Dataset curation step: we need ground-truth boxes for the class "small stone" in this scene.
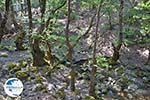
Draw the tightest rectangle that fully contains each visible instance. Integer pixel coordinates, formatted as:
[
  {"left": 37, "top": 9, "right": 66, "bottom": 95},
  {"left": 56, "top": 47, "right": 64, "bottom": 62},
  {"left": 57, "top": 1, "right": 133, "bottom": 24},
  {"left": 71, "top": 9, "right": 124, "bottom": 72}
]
[
  {"left": 143, "top": 77, "right": 147, "bottom": 80},
  {"left": 128, "top": 84, "right": 138, "bottom": 91},
  {"left": 48, "top": 83, "right": 55, "bottom": 91},
  {"left": 0, "top": 52, "right": 8, "bottom": 57},
  {"left": 113, "top": 84, "right": 122, "bottom": 92},
  {"left": 108, "top": 90, "right": 114, "bottom": 97},
  {"left": 127, "top": 93, "right": 133, "bottom": 99}
]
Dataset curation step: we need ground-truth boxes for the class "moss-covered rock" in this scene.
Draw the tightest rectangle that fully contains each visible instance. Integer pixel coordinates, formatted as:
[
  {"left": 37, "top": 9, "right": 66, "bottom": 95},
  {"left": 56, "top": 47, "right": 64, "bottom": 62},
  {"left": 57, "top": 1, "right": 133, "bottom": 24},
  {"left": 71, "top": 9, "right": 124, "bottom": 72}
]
[
  {"left": 84, "top": 96, "right": 96, "bottom": 100},
  {"left": 120, "top": 76, "right": 130, "bottom": 85},
  {"left": 15, "top": 71, "right": 28, "bottom": 79},
  {"left": 9, "top": 66, "right": 22, "bottom": 74},
  {"left": 43, "top": 66, "right": 52, "bottom": 76},
  {"left": 19, "top": 60, "right": 28, "bottom": 68},
  {"left": 115, "top": 66, "right": 125, "bottom": 75},
  {"left": 27, "top": 76, "right": 31, "bottom": 81},
  {"left": 35, "top": 74, "right": 44, "bottom": 83},
  {"left": 7, "top": 62, "right": 18, "bottom": 70},
  {"left": 33, "top": 83, "right": 47, "bottom": 92},
  {"left": 29, "top": 66, "right": 38, "bottom": 73},
  {"left": 0, "top": 45, "right": 4, "bottom": 50}
]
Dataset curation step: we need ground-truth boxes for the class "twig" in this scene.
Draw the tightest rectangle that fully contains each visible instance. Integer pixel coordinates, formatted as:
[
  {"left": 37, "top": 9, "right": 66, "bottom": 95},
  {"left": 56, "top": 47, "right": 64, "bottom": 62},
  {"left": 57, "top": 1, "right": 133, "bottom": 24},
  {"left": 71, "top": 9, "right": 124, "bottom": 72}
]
[{"left": 72, "top": 13, "right": 96, "bottom": 48}]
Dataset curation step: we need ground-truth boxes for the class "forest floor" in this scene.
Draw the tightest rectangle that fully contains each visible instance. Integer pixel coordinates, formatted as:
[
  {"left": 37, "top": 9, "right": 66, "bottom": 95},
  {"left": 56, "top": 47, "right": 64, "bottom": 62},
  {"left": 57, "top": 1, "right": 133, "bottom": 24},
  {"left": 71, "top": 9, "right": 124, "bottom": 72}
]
[{"left": 0, "top": 38, "right": 150, "bottom": 100}]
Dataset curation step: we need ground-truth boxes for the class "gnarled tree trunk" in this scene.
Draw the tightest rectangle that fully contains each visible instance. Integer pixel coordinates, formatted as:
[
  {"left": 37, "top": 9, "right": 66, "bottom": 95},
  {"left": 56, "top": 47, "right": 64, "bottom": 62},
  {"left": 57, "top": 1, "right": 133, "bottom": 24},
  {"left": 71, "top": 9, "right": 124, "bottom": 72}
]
[
  {"left": 31, "top": 0, "right": 47, "bottom": 66},
  {"left": 31, "top": 39, "right": 47, "bottom": 66}
]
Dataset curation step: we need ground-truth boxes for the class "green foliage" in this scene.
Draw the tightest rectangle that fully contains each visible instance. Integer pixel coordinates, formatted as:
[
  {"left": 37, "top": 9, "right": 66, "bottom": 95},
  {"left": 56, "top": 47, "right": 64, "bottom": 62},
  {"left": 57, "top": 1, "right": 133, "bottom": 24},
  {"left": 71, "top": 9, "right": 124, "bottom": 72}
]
[
  {"left": 96, "top": 56, "right": 111, "bottom": 69},
  {"left": 18, "top": 60, "right": 28, "bottom": 68},
  {"left": 124, "top": 1, "right": 150, "bottom": 45},
  {"left": 31, "top": 0, "right": 39, "bottom": 8},
  {"left": 15, "top": 71, "right": 28, "bottom": 79},
  {"left": 56, "top": 87, "right": 65, "bottom": 99},
  {"left": 0, "top": 0, "right": 4, "bottom": 11},
  {"left": 84, "top": 96, "right": 96, "bottom": 100},
  {"left": 47, "top": 0, "right": 65, "bottom": 10},
  {"left": 46, "top": 0, "right": 67, "bottom": 18},
  {"left": 35, "top": 74, "right": 44, "bottom": 83},
  {"left": 34, "top": 83, "right": 47, "bottom": 92},
  {"left": 7, "top": 62, "right": 18, "bottom": 70},
  {"left": 103, "top": 0, "right": 119, "bottom": 13},
  {"left": 115, "top": 66, "right": 125, "bottom": 75},
  {"left": 31, "top": 33, "right": 44, "bottom": 40},
  {"left": 119, "top": 76, "right": 130, "bottom": 85},
  {"left": 29, "top": 66, "right": 38, "bottom": 73},
  {"left": 81, "top": 0, "right": 103, "bottom": 6},
  {"left": 0, "top": 45, "right": 4, "bottom": 50}
]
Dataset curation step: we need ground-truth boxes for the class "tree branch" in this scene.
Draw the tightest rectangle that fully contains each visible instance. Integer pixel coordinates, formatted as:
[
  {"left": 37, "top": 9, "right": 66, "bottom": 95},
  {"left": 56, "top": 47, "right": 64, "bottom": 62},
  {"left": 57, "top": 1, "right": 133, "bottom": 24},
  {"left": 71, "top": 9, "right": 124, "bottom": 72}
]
[
  {"left": 72, "top": 13, "right": 96, "bottom": 48},
  {"left": 45, "top": 0, "right": 67, "bottom": 28}
]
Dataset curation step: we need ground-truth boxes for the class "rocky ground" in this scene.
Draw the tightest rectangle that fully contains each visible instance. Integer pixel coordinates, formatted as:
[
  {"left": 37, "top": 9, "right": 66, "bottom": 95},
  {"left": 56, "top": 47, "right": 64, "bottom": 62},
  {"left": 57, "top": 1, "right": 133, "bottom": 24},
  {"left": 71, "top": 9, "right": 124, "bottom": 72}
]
[{"left": 0, "top": 41, "right": 150, "bottom": 100}]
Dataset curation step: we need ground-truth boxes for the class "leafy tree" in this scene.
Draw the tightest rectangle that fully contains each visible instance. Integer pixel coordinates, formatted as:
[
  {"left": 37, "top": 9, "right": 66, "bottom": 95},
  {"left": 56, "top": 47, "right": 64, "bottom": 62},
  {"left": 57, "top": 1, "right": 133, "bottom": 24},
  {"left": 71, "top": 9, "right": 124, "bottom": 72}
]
[{"left": 0, "top": 0, "right": 4, "bottom": 11}]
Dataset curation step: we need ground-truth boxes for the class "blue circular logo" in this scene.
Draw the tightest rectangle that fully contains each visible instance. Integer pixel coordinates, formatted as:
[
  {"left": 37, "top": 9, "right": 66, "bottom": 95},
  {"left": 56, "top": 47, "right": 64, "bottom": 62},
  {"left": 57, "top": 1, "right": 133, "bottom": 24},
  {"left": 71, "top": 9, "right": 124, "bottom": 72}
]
[{"left": 4, "top": 78, "right": 23, "bottom": 97}]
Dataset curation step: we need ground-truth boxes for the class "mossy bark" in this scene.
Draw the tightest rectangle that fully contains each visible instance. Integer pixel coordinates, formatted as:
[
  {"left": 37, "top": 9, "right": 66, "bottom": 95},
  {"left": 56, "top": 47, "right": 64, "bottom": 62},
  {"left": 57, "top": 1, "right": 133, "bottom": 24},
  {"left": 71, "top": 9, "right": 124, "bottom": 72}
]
[
  {"left": 109, "top": 0, "right": 124, "bottom": 65},
  {"left": 109, "top": 44, "right": 120, "bottom": 65},
  {"left": 31, "top": 39, "right": 48, "bottom": 66},
  {"left": 15, "top": 31, "right": 26, "bottom": 50}
]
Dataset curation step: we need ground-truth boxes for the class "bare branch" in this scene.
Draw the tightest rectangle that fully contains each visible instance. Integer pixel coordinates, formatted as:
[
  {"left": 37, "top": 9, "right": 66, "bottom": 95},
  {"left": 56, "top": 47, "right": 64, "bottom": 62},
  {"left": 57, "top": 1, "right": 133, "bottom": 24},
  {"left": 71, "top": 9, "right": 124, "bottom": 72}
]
[{"left": 72, "top": 13, "right": 96, "bottom": 48}]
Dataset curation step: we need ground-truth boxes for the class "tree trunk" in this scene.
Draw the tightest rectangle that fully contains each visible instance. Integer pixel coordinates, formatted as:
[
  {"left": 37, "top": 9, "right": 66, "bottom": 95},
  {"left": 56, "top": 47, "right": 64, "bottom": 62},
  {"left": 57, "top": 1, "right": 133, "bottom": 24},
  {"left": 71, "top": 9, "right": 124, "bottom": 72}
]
[
  {"left": 31, "top": 39, "right": 48, "bottom": 66},
  {"left": 108, "top": 13, "right": 113, "bottom": 30},
  {"left": 110, "top": 0, "right": 124, "bottom": 65},
  {"left": 31, "top": 0, "right": 66, "bottom": 66},
  {"left": 15, "top": 30, "right": 26, "bottom": 50},
  {"left": 40, "top": 0, "right": 46, "bottom": 20},
  {"left": 8, "top": 1, "right": 26, "bottom": 50},
  {"left": 27, "top": 0, "right": 32, "bottom": 31},
  {"left": 30, "top": 0, "right": 48, "bottom": 66},
  {"left": 89, "top": 2, "right": 102, "bottom": 97},
  {"left": 0, "top": 14, "right": 7, "bottom": 43},
  {"left": 65, "top": 0, "right": 76, "bottom": 92},
  {"left": 0, "top": 28, "right": 4, "bottom": 43},
  {"left": 5, "top": 0, "right": 10, "bottom": 13},
  {"left": 31, "top": 25, "right": 48, "bottom": 66}
]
